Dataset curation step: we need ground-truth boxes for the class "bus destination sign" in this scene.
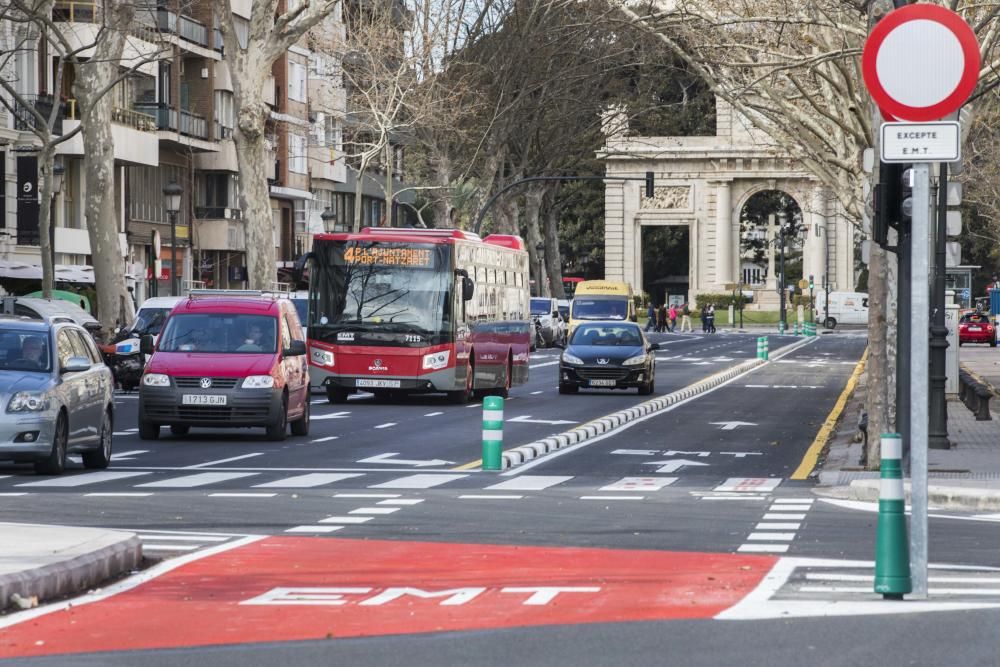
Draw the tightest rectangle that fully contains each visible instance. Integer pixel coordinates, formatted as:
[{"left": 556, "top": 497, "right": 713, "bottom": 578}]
[{"left": 344, "top": 245, "right": 435, "bottom": 268}]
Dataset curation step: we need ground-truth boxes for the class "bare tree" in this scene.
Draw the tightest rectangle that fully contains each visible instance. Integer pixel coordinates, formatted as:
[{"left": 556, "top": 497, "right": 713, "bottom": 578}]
[{"left": 217, "top": 0, "right": 338, "bottom": 289}]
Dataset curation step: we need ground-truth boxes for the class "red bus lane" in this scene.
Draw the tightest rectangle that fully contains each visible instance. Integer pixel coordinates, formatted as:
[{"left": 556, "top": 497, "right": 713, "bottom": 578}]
[{"left": 0, "top": 538, "right": 777, "bottom": 658}]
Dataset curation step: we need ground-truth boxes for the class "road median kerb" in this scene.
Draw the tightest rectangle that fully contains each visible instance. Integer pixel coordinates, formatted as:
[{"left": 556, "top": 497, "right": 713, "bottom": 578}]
[
  {"left": 844, "top": 479, "right": 1000, "bottom": 511},
  {"left": 498, "top": 336, "right": 815, "bottom": 470}
]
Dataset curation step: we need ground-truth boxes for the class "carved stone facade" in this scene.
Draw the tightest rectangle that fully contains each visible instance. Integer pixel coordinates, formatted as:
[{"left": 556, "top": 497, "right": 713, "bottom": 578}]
[{"left": 598, "top": 98, "right": 855, "bottom": 304}]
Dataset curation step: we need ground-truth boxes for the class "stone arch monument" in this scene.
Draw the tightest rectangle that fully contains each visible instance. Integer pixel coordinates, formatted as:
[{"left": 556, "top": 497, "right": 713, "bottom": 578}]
[{"left": 598, "top": 99, "right": 856, "bottom": 306}]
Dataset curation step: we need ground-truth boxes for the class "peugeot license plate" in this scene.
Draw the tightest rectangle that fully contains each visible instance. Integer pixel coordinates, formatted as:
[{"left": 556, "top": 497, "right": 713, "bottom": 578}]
[
  {"left": 356, "top": 379, "right": 402, "bottom": 388},
  {"left": 182, "top": 394, "right": 227, "bottom": 406},
  {"left": 588, "top": 379, "right": 617, "bottom": 387}
]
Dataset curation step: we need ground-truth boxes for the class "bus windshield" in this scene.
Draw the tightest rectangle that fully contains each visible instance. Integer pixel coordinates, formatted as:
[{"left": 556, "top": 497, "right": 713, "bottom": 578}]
[{"left": 308, "top": 240, "right": 453, "bottom": 345}]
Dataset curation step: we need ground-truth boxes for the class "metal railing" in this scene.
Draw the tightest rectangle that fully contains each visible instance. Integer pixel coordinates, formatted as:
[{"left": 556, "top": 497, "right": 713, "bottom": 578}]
[
  {"left": 157, "top": 9, "right": 209, "bottom": 47},
  {"left": 112, "top": 106, "right": 157, "bottom": 132},
  {"left": 12, "top": 95, "right": 64, "bottom": 133},
  {"left": 132, "top": 103, "right": 208, "bottom": 139},
  {"left": 180, "top": 109, "right": 207, "bottom": 139},
  {"left": 195, "top": 206, "right": 242, "bottom": 220},
  {"left": 214, "top": 121, "right": 233, "bottom": 140}
]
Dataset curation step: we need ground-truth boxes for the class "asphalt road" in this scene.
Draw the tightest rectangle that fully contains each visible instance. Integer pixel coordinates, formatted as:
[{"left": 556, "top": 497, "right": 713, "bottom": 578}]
[{"left": 3, "top": 330, "right": 1000, "bottom": 665}]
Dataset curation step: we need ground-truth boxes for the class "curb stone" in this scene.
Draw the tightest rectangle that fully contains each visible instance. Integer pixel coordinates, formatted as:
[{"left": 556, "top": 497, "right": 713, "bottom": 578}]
[{"left": 842, "top": 479, "right": 1000, "bottom": 511}]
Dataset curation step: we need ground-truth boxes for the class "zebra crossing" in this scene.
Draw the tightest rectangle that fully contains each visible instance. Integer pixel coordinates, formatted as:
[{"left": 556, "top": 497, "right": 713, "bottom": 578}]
[{"left": 0, "top": 468, "right": 792, "bottom": 498}]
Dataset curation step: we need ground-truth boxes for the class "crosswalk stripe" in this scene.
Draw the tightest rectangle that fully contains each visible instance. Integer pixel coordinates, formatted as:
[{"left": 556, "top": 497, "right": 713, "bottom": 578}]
[
  {"left": 369, "top": 474, "right": 468, "bottom": 489},
  {"left": 485, "top": 476, "right": 573, "bottom": 491},
  {"left": 349, "top": 507, "right": 400, "bottom": 515},
  {"left": 136, "top": 535, "right": 229, "bottom": 542},
  {"left": 746, "top": 532, "right": 795, "bottom": 541},
  {"left": 253, "top": 473, "right": 363, "bottom": 488},
  {"left": 286, "top": 526, "right": 343, "bottom": 533},
  {"left": 17, "top": 471, "right": 152, "bottom": 487},
  {"left": 319, "top": 516, "right": 373, "bottom": 524},
  {"left": 136, "top": 472, "right": 259, "bottom": 488}
]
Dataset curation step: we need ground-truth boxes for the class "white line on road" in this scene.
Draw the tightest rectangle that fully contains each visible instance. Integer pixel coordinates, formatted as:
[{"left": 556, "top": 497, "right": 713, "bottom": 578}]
[
  {"left": 528, "top": 361, "right": 560, "bottom": 369},
  {"left": 136, "top": 534, "right": 229, "bottom": 542},
  {"left": 255, "top": 473, "right": 363, "bottom": 488},
  {"left": 762, "top": 513, "right": 806, "bottom": 520},
  {"left": 377, "top": 498, "right": 424, "bottom": 506},
  {"left": 530, "top": 391, "right": 544, "bottom": 395},
  {"left": 84, "top": 492, "right": 153, "bottom": 497},
  {"left": 17, "top": 471, "right": 152, "bottom": 487},
  {"left": 369, "top": 474, "right": 468, "bottom": 489},
  {"left": 309, "top": 436, "right": 339, "bottom": 443},
  {"left": 746, "top": 532, "right": 796, "bottom": 541},
  {"left": 185, "top": 454, "right": 263, "bottom": 469},
  {"left": 334, "top": 493, "right": 400, "bottom": 499},
  {"left": 0, "top": 493, "right": 28, "bottom": 496},
  {"left": 773, "top": 498, "right": 814, "bottom": 504},
  {"left": 311, "top": 411, "right": 352, "bottom": 421},
  {"left": 136, "top": 472, "right": 259, "bottom": 488},
  {"left": 110, "top": 450, "right": 149, "bottom": 460},
  {"left": 142, "top": 544, "right": 200, "bottom": 552},
  {"left": 485, "top": 476, "right": 572, "bottom": 491},
  {"left": 374, "top": 422, "right": 397, "bottom": 429},
  {"left": 737, "top": 544, "right": 789, "bottom": 553},
  {"left": 349, "top": 507, "right": 400, "bottom": 515},
  {"left": 769, "top": 505, "right": 813, "bottom": 512},
  {"left": 286, "top": 526, "right": 343, "bottom": 533},
  {"left": 755, "top": 523, "right": 801, "bottom": 531},
  {"left": 319, "top": 516, "right": 373, "bottom": 524},
  {"left": 424, "top": 412, "right": 444, "bottom": 417},
  {"left": 209, "top": 493, "right": 277, "bottom": 498},
  {"left": 458, "top": 494, "right": 523, "bottom": 500},
  {"left": 579, "top": 495, "right": 646, "bottom": 501}
]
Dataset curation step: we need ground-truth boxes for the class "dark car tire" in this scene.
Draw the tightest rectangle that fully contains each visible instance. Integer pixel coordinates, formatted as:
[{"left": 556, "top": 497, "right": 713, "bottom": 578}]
[
  {"left": 326, "top": 387, "right": 349, "bottom": 404},
  {"left": 266, "top": 395, "right": 288, "bottom": 441},
  {"left": 824, "top": 317, "right": 837, "bottom": 329},
  {"left": 447, "top": 362, "right": 474, "bottom": 404},
  {"left": 638, "top": 379, "right": 654, "bottom": 396},
  {"left": 139, "top": 422, "right": 160, "bottom": 440},
  {"left": 170, "top": 425, "right": 190, "bottom": 436},
  {"left": 558, "top": 383, "right": 578, "bottom": 394},
  {"left": 82, "top": 409, "right": 113, "bottom": 469},
  {"left": 291, "top": 396, "right": 310, "bottom": 436},
  {"left": 35, "top": 411, "right": 68, "bottom": 475}
]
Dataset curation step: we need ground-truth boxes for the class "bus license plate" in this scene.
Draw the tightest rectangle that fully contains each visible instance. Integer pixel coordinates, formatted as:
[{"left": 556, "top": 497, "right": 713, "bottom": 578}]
[
  {"left": 589, "top": 379, "right": 617, "bottom": 387},
  {"left": 182, "top": 394, "right": 227, "bottom": 406},
  {"left": 356, "top": 379, "right": 402, "bottom": 388}
]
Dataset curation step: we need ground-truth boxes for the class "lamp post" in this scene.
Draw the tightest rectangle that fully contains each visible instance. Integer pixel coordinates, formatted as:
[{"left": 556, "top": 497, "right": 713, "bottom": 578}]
[
  {"left": 163, "top": 182, "right": 182, "bottom": 296},
  {"left": 535, "top": 242, "right": 545, "bottom": 297},
  {"left": 320, "top": 207, "right": 337, "bottom": 233}
]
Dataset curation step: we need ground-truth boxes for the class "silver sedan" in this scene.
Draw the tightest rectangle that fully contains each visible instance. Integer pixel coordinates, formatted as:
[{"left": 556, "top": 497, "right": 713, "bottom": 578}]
[{"left": 0, "top": 318, "right": 115, "bottom": 474}]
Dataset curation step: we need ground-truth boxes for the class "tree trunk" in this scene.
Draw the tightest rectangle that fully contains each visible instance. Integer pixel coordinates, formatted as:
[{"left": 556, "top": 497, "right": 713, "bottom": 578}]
[
  {"left": 233, "top": 95, "right": 274, "bottom": 290},
  {"left": 543, "top": 192, "right": 566, "bottom": 299},
  {"left": 523, "top": 185, "right": 545, "bottom": 295},
  {"left": 866, "top": 242, "right": 889, "bottom": 468},
  {"left": 75, "top": 0, "right": 134, "bottom": 333},
  {"left": 36, "top": 144, "right": 56, "bottom": 300}
]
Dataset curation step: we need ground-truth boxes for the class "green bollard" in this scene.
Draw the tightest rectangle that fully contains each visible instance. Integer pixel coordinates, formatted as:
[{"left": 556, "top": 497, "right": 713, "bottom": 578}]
[
  {"left": 482, "top": 395, "right": 504, "bottom": 471},
  {"left": 757, "top": 336, "right": 768, "bottom": 361},
  {"left": 874, "top": 433, "right": 911, "bottom": 599}
]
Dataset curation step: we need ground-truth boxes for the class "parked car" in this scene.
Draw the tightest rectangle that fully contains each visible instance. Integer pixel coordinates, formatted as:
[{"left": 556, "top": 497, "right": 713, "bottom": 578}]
[
  {"left": 558, "top": 321, "right": 659, "bottom": 395},
  {"left": 3, "top": 296, "right": 100, "bottom": 331},
  {"left": 959, "top": 312, "right": 996, "bottom": 347},
  {"left": 137, "top": 292, "right": 310, "bottom": 441},
  {"left": 530, "top": 297, "right": 566, "bottom": 348},
  {"left": 556, "top": 299, "right": 570, "bottom": 323},
  {"left": 0, "top": 317, "right": 114, "bottom": 474}
]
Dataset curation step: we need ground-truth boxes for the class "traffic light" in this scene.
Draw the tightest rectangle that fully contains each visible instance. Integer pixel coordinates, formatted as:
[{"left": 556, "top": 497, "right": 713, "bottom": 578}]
[
  {"left": 873, "top": 162, "right": 911, "bottom": 249},
  {"left": 645, "top": 171, "right": 654, "bottom": 198},
  {"left": 809, "top": 274, "right": 814, "bottom": 290}
]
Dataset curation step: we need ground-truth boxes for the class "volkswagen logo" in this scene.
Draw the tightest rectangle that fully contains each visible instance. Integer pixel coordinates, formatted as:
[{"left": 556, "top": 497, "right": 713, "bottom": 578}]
[
  {"left": 597, "top": 358, "right": 610, "bottom": 365},
  {"left": 200, "top": 377, "right": 213, "bottom": 389}
]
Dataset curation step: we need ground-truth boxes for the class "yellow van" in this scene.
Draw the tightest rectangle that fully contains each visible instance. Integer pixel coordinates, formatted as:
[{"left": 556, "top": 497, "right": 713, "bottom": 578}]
[{"left": 568, "top": 280, "right": 636, "bottom": 336}]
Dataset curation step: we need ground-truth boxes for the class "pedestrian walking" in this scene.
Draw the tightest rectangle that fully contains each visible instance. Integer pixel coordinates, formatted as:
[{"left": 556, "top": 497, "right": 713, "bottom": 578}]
[
  {"left": 656, "top": 304, "right": 667, "bottom": 333},
  {"left": 680, "top": 302, "right": 692, "bottom": 332},
  {"left": 645, "top": 302, "right": 656, "bottom": 332},
  {"left": 700, "top": 304, "right": 709, "bottom": 333},
  {"left": 668, "top": 304, "right": 678, "bottom": 333},
  {"left": 707, "top": 304, "right": 716, "bottom": 333}
]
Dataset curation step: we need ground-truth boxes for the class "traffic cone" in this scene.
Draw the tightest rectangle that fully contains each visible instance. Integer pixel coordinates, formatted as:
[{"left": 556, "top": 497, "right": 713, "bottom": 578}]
[{"left": 874, "top": 432, "right": 911, "bottom": 599}]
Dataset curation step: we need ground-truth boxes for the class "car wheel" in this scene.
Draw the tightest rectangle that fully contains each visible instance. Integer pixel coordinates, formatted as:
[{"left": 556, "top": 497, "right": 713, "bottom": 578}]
[
  {"left": 82, "top": 409, "right": 113, "bottom": 469},
  {"left": 558, "top": 383, "right": 578, "bottom": 394},
  {"left": 170, "top": 425, "right": 190, "bottom": 436},
  {"left": 291, "top": 395, "right": 310, "bottom": 436},
  {"left": 35, "top": 411, "right": 68, "bottom": 475},
  {"left": 139, "top": 421, "right": 160, "bottom": 440},
  {"left": 638, "top": 379, "right": 654, "bottom": 396},
  {"left": 266, "top": 394, "right": 288, "bottom": 441},
  {"left": 991, "top": 338, "right": 998, "bottom": 348},
  {"left": 448, "top": 361, "right": 474, "bottom": 403},
  {"left": 326, "top": 387, "right": 349, "bottom": 404},
  {"left": 824, "top": 317, "right": 837, "bottom": 329}
]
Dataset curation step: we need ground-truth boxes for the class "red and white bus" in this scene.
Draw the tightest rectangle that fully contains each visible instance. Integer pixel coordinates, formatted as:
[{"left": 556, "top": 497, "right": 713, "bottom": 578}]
[{"left": 303, "top": 228, "right": 531, "bottom": 404}]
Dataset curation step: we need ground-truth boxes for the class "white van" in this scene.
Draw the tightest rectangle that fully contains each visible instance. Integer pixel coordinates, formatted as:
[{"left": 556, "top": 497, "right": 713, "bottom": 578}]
[{"left": 815, "top": 291, "right": 868, "bottom": 328}]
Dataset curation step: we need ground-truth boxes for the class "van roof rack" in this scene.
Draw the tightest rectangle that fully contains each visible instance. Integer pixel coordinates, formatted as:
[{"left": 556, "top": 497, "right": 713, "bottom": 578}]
[{"left": 187, "top": 285, "right": 291, "bottom": 299}]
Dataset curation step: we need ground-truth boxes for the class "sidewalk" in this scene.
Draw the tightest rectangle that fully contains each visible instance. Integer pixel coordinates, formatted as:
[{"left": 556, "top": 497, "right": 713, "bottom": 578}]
[
  {"left": 816, "top": 344, "right": 1000, "bottom": 509},
  {"left": 0, "top": 523, "right": 140, "bottom": 614}
]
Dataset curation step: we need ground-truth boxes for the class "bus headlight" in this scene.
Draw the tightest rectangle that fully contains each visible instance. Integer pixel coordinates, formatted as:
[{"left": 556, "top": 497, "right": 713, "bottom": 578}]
[
  {"left": 422, "top": 351, "right": 450, "bottom": 370},
  {"left": 311, "top": 347, "right": 334, "bottom": 367}
]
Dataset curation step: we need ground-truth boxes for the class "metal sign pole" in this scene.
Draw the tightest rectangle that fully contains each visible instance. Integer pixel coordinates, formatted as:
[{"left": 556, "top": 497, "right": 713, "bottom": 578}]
[{"left": 909, "top": 163, "right": 930, "bottom": 597}]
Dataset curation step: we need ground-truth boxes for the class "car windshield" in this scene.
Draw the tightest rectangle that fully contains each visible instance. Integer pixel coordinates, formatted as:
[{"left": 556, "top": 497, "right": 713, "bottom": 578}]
[
  {"left": 530, "top": 299, "right": 551, "bottom": 316},
  {"left": 572, "top": 298, "right": 627, "bottom": 320},
  {"left": 0, "top": 329, "right": 52, "bottom": 372},
  {"left": 571, "top": 325, "right": 643, "bottom": 347},
  {"left": 131, "top": 308, "right": 172, "bottom": 336},
  {"left": 158, "top": 314, "right": 278, "bottom": 354}
]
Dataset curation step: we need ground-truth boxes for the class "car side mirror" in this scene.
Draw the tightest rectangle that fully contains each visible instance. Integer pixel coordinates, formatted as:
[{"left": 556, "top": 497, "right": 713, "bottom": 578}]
[
  {"left": 648, "top": 342, "right": 660, "bottom": 351},
  {"left": 462, "top": 276, "right": 475, "bottom": 301},
  {"left": 140, "top": 335, "right": 154, "bottom": 355},
  {"left": 62, "top": 356, "right": 91, "bottom": 373},
  {"left": 552, "top": 311, "right": 559, "bottom": 318},
  {"left": 285, "top": 339, "right": 307, "bottom": 357}
]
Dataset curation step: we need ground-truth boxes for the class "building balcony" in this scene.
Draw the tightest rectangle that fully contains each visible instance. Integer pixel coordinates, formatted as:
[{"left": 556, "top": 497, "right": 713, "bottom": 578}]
[
  {"left": 11, "top": 95, "right": 65, "bottom": 134},
  {"left": 308, "top": 80, "right": 346, "bottom": 115},
  {"left": 133, "top": 103, "right": 209, "bottom": 140},
  {"left": 56, "top": 105, "right": 159, "bottom": 166},
  {"left": 195, "top": 217, "right": 245, "bottom": 252},
  {"left": 308, "top": 144, "right": 345, "bottom": 183}
]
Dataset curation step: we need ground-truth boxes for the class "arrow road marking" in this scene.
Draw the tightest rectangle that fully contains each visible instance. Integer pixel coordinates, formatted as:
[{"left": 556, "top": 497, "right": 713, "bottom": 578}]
[
  {"left": 507, "top": 415, "right": 578, "bottom": 425},
  {"left": 711, "top": 421, "right": 758, "bottom": 431},
  {"left": 358, "top": 452, "right": 455, "bottom": 467},
  {"left": 643, "top": 459, "right": 711, "bottom": 474}
]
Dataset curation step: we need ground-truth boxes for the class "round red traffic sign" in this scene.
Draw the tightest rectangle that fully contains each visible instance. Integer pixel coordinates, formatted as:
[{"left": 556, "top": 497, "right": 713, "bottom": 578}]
[{"left": 862, "top": 4, "right": 979, "bottom": 122}]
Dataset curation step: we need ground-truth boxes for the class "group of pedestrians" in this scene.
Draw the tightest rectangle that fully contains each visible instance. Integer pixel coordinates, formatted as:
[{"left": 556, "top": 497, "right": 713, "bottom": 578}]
[{"left": 644, "top": 301, "right": 716, "bottom": 334}]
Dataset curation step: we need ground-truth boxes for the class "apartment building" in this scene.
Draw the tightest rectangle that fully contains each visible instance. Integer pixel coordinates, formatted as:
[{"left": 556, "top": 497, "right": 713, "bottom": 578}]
[{"left": 1, "top": 0, "right": 414, "bottom": 305}]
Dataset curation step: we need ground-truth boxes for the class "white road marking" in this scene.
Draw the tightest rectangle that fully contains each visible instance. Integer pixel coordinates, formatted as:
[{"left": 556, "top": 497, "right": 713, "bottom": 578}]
[
  {"left": 530, "top": 391, "right": 544, "bottom": 395},
  {"left": 746, "top": 532, "right": 796, "bottom": 541},
  {"left": 255, "top": 473, "right": 363, "bottom": 488},
  {"left": 769, "top": 504, "right": 813, "bottom": 512},
  {"left": 309, "top": 436, "right": 339, "bottom": 443},
  {"left": 485, "top": 476, "right": 572, "bottom": 491},
  {"left": 209, "top": 493, "right": 277, "bottom": 498},
  {"left": 374, "top": 422, "right": 397, "bottom": 429},
  {"left": 737, "top": 544, "right": 790, "bottom": 553},
  {"left": 600, "top": 477, "right": 677, "bottom": 492},
  {"left": 333, "top": 493, "right": 400, "bottom": 499},
  {"left": 0, "top": 493, "right": 28, "bottom": 497},
  {"left": 377, "top": 498, "right": 423, "bottom": 506},
  {"left": 17, "top": 471, "right": 152, "bottom": 487},
  {"left": 85, "top": 492, "right": 153, "bottom": 497},
  {"left": 136, "top": 472, "right": 259, "bottom": 488},
  {"left": 136, "top": 534, "right": 229, "bottom": 542},
  {"left": 286, "top": 526, "right": 343, "bottom": 533},
  {"left": 319, "top": 516, "right": 373, "bottom": 524},
  {"left": 424, "top": 412, "right": 444, "bottom": 417},
  {"left": 755, "top": 523, "right": 801, "bottom": 530},
  {"left": 369, "top": 474, "right": 468, "bottom": 489},
  {"left": 459, "top": 494, "right": 524, "bottom": 500},
  {"left": 142, "top": 544, "right": 200, "bottom": 552},
  {"left": 580, "top": 495, "right": 645, "bottom": 501},
  {"left": 185, "top": 453, "right": 263, "bottom": 469},
  {"left": 311, "top": 411, "right": 352, "bottom": 421},
  {"left": 528, "top": 361, "right": 560, "bottom": 369},
  {"left": 715, "top": 478, "right": 781, "bottom": 492},
  {"left": 349, "top": 507, "right": 400, "bottom": 515},
  {"left": 110, "top": 450, "right": 149, "bottom": 460},
  {"left": 773, "top": 498, "right": 814, "bottom": 504},
  {"left": 763, "top": 512, "right": 807, "bottom": 520}
]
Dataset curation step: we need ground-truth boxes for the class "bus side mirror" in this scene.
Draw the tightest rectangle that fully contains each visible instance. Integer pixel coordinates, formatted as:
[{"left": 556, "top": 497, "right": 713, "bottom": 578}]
[
  {"left": 293, "top": 252, "right": 314, "bottom": 286},
  {"left": 463, "top": 277, "right": 475, "bottom": 301}
]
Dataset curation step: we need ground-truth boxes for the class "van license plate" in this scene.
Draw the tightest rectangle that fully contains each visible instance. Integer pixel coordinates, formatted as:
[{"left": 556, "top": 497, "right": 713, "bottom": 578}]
[
  {"left": 589, "top": 379, "right": 617, "bottom": 387},
  {"left": 182, "top": 394, "right": 227, "bottom": 406},
  {"left": 356, "top": 379, "right": 401, "bottom": 388}
]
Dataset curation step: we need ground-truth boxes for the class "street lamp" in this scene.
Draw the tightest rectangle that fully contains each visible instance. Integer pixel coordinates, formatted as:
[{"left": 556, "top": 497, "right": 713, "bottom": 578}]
[
  {"left": 765, "top": 214, "right": 804, "bottom": 334},
  {"left": 320, "top": 207, "right": 337, "bottom": 233},
  {"left": 535, "top": 242, "right": 545, "bottom": 297},
  {"left": 163, "top": 182, "right": 182, "bottom": 296}
]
